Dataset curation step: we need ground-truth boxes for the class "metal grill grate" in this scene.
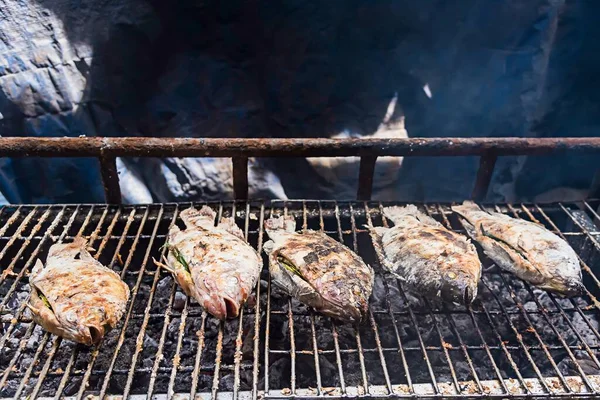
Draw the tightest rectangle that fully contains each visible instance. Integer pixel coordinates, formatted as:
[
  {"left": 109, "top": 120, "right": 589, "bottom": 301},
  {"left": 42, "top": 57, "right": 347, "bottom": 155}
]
[{"left": 1, "top": 201, "right": 600, "bottom": 399}]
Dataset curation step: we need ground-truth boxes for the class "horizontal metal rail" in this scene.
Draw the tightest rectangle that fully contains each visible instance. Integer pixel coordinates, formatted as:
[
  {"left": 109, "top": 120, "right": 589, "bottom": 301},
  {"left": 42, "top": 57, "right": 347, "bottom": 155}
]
[{"left": 1, "top": 136, "right": 600, "bottom": 203}]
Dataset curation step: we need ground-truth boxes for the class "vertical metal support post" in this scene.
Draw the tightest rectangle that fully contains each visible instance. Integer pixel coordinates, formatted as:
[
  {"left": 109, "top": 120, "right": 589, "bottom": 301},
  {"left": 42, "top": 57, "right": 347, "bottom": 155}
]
[
  {"left": 357, "top": 156, "right": 377, "bottom": 201},
  {"left": 589, "top": 168, "right": 600, "bottom": 199},
  {"left": 99, "top": 156, "right": 122, "bottom": 204},
  {"left": 232, "top": 156, "right": 249, "bottom": 200},
  {"left": 471, "top": 153, "right": 498, "bottom": 201}
]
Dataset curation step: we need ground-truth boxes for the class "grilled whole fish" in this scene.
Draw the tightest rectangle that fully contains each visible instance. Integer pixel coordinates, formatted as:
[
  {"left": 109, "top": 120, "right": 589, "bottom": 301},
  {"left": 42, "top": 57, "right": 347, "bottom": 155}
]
[
  {"left": 263, "top": 216, "right": 374, "bottom": 323},
  {"left": 368, "top": 205, "right": 482, "bottom": 305},
  {"left": 27, "top": 238, "right": 130, "bottom": 345},
  {"left": 158, "top": 206, "right": 262, "bottom": 320},
  {"left": 452, "top": 201, "right": 584, "bottom": 296}
]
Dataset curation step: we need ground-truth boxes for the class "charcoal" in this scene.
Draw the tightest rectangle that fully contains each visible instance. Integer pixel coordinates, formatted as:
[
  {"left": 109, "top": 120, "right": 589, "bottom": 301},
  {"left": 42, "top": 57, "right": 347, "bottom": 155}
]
[{"left": 173, "top": 292, "right": 187, "bottom": 311}]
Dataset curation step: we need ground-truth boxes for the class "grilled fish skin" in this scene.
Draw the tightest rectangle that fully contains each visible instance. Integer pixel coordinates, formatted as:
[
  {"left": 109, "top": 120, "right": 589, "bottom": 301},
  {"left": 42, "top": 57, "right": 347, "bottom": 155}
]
[
  {"left": 27, "top": 238, "right": 130, "bottom": 345},
  {"left": 263, "top": 215, "right": 374, "bottom": 323},
  {"left": 368, "top": 205, "right": 482, "bottom": 305},
  {"left": 159, "top": 206, "right": 262, "bottom": 320},
  {"left": 451, "top": 201, "right": 584, "bottom": 297}
]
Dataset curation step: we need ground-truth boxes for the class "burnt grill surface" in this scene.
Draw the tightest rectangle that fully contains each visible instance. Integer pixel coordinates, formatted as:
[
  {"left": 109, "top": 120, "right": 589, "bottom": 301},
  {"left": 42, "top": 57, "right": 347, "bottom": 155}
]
[{"left": 1, "top": 201, "right": 600, "bottom": 399}]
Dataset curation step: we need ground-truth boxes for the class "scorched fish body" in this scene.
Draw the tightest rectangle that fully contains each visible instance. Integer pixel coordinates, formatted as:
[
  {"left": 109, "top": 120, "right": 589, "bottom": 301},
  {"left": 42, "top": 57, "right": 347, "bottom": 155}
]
[
  {"left": 28, "top": 238, "right": 130, "bottom": 345},
  {"left": 368, "top": 205, "right": 482, "bottom": 306},
  {"left": 263, "top": 215, "right": 374, "bottom": 323},
  {"left": 452, "top": 201, "right": 584, "bottom": 297},
  {"left": 159, "top": 206, "right": 262, "bottom": 320}
]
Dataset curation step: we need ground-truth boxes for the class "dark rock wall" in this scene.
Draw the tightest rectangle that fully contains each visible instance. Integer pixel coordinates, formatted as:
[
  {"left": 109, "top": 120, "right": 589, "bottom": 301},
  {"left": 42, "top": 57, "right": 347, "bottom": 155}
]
[{"left": 0, "top": 0, "right": 598, "bottom": 203}]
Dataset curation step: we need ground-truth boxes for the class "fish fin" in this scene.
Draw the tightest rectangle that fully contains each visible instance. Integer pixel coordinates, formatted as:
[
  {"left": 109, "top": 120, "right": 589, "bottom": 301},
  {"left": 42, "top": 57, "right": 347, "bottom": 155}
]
[
  {"left": 480, "top": 224, "right": 546, "bottom": 281},
  {"left": 48, "top": 237, "right": 88, "bottom": 260},
  {"left": 264, "top": 215, "right": 296, "bottom": 235},
  {"left": 217, "top": 217, "right": 245, "bottom": 239},
  {"left": 459, "top": 217, "right": 478, "bottom": 239},
  {"left": 451, "top": 201, "right": 485, "bottom": 237},
  {"left": 366, "top": 225, "right": 397, "bottom": 273},
  {"left": 268, "top": 249, "right": 318, "bottom": 304},
  {"left": 79, "top": 246, "right": 97, "bottom": 263},
  {"left": 179, "top": 206, "right": 216, "bottom": 229},
  {"left": 153, "top": 257, "right": 175, "bottom": 274},
  {"left": 383, "top": 205, "right": 440, "bottom": 227},
  {"left": 263, "top": 240, "right": 275, "bottom": 255},
  {"left": 451, "top": 201, "right": 486, "bottom": 219},
  {"left": 25, "top": 302, "right": 40, "bottom": 314},
  {"left": 31, "top": 259, "right": 44, "bottom": 279}
]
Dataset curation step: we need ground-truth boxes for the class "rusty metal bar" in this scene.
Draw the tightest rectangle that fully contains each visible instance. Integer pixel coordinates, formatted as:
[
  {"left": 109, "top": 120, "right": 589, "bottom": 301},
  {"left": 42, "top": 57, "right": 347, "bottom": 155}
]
[
  {"left": 232, "top": 157, "right": 249, "bottom": 200},
  {"left": 471, "top": 153, "right": 498, "bottom": 201},
  {"left": 357, "top": 156, "right": 377, "bottom": 201},
  {"left": 99, "top": 155, "right": 122, "bottom": 203},
  {"left": 2, "top": 137, "right": 600, "bottom": 158},
  {"left": 589, "top": 168, "right": 600, "bottom": 199}
]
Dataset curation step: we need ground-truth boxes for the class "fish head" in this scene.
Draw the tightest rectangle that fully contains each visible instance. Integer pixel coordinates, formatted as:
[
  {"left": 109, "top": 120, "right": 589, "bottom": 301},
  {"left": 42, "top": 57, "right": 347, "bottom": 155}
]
[
  {"left": 315, "top": 277, "right": 369, "bottom": 323},
  {"left": 29, "top": 286, "right": 110, "bottom": 346},
  {"left": 195, "top": 275, "right": 243, "bottom": 320},
  {"left": 439, "top": 270, "right": 479, "bottom": 305},
  {"left": 59, "top": 304, "right": 110, "bottom": 345},
  {"left": 540, "top": 276, "right": 585, "bottom": 297}
]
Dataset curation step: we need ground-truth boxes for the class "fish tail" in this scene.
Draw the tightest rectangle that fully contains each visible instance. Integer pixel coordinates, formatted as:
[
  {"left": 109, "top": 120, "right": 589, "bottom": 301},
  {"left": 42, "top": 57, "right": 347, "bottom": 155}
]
[
  {"left": 218, "top": 217, "right": 245, "bottom": 239},
  {"left": 450, "top": 201, "right": 482, "bottom": 217},
  {"left": 48, "top": 237, "right": 88, "bottom": 260},
  {"left": 383, "top": 205, "right": 439, "bottom": 226},
  {"left": 264, "top": 215, "right": 296, "bottom": 234},
  {"left": 263, "top": 240, "right": 275, "bottom": 255},
  {"left": 382, "top": 205, "right": 419, "bottom": 223},
  {"left": 180, "top": 206, "right": 216, "bottom": 228}
]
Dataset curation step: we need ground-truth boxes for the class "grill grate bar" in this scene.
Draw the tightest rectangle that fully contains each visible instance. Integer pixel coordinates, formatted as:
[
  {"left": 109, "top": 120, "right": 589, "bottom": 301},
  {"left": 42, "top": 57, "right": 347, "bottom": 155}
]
[
  {"left": 558, "top": 204, "right": 600, "bottom": 294},
  {"left": 211, "top": 204, "right": 227, "bottom": 400},
  {"left": 118, "top": 206, "right": 170, "bottom": 400},
  {"left": 75, "top": 207, "right": 135, "bottom": 399},
  {"left": 48, "top": 206, "right": 98, "bottom": 400},
  {"left": 7, "top": 205, "right": 86, "bottom": 399},
  {"left": 532, "top": 204, "right": 600, "bottom": 343},
  {"left": 519, "top": 204, "right": 600, "bottom": 343},
  {"left": 0, "top": 207, "right": 68, "bottom": 395},
  {"left": 480, "top": 276, "right": 554, "bottom": 394},
  {"left": 0, "top": 206, "right": 37, "bottom": 287},
  {"left": 433, "top": 204, "right": 514, "bottom": 395},
  {"left": 378, "top": 202, "right": 443, "bottom": 395},
  {"left": 90, "top": 207, "right": 154, "bottom": 400},
  {"left": 283, "top": 204, "right": 297, "bottom": 395},
  {"left": 334, "top": 203, "right": 369, "bottom": 395},
  {"left": 349, "top": 204, "right": 394, "bottom": 395},
  {"left": 232, "top": 203, "right": 251, "bottom": 400},
  {"left": 319, "top": 203, "right": 347, "bottom": 396},
  {"left": 1, "top": 201, "right": 600, "bottom": 399},
  {"left": 302, "top": 202, "right": 323, "bottom": 396},
  {"left": 189, "top": 311, "right": 208, "bottom": 400},
  {"left": 146, "top": 273, "right": 177, "bottom": 399},
  {"left": 487, "top": 205, "right": 572, "bottom": 393},
  {"left": 251, "top": 203, "right": 266, "bottom": 400},
  {"left": 25, "top": 205, "right": 111, "bottom": 400},
  {"left": 506, "top": 204, "right": 598, "bottom": 393},
  {"left": 364, "top": 203, "right": 416, "bottom": 394}
]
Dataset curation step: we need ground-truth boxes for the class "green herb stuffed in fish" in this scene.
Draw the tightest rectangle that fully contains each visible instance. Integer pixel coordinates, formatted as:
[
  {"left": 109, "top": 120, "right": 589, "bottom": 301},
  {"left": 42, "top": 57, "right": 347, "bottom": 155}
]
[
  {"left": 156, "top": 206, "right": 262, "bottom": 320},
  {"left": 263, "top": 216, "right": 374, "bottom": 323},
  {"left": 368, "top": 205, "right": 482, "bottom": 305},
  {"left": 27, "top": 238, "right": 130, "bottom": 345},
  {"left": 452, "top": 201, "right": 584, "bottom": 297}
]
